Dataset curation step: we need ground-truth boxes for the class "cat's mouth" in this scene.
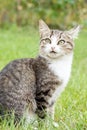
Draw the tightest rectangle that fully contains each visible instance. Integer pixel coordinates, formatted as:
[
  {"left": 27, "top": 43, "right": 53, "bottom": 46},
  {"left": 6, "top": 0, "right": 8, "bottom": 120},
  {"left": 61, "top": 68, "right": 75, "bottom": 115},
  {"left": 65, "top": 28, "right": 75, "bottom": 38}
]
[
  {"left": 50, "top": 51, "right": 57, "bottom": 54},
  {"left": 47, "top": 51, "right": 60, "bottom": 59}
]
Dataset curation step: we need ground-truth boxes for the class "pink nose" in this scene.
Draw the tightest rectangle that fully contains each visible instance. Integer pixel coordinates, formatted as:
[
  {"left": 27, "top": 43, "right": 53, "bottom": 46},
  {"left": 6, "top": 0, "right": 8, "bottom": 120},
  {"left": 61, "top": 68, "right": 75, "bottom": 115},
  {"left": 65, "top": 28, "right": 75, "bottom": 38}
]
[{"left": 51, "top": 47, "right": 55, "bottom": 51}]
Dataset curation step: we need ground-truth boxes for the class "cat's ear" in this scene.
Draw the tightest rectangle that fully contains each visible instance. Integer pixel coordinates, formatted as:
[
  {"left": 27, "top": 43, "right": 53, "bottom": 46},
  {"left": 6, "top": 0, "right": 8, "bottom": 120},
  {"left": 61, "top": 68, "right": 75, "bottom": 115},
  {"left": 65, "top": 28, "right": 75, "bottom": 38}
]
[
  {"left": 39, "top": 20, "right": 51, "bottom": 37},
  {"left": 67, "top": 25, "right": 81, "bottom": 39}
]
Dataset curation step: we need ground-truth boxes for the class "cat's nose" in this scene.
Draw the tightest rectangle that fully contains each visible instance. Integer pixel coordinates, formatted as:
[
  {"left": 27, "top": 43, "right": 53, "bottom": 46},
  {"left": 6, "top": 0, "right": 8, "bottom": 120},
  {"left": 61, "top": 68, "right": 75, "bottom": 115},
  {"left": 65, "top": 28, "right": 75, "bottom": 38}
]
[{"left": 51, "top": 47, "right": 55, "bottom": 51}]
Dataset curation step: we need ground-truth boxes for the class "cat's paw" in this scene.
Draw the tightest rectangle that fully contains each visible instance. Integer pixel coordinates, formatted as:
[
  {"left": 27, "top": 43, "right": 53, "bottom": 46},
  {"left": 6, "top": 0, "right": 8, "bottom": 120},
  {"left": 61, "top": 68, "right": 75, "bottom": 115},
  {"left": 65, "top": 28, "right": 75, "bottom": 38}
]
[
  {"left": 53, "top": 121, "right": 59, "bottom": 128},
  {"left": 33, "top": 127, "right": 38, "bottom": 130}
]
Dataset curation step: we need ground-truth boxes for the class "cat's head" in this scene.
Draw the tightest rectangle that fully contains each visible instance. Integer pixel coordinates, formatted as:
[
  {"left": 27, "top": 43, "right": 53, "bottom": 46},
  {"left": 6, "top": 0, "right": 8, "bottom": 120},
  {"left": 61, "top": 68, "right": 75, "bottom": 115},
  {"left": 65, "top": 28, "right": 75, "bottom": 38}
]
[{"left": 39, "top": 20, "right": 81, "bottom": 60}]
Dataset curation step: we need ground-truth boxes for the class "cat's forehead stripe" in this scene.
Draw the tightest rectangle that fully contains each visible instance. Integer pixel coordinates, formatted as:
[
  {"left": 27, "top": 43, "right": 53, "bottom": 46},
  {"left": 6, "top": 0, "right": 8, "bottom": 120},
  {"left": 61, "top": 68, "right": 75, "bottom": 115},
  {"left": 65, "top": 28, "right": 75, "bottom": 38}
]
[
  {"left": 51, "top": 30, "right": 64, "bottom": 38},
  {"left": 59, "top": 32, "right": 63, "bottom": 39},
  {"left": 50, "top": 30, "right": 53, "bottom": 38}
]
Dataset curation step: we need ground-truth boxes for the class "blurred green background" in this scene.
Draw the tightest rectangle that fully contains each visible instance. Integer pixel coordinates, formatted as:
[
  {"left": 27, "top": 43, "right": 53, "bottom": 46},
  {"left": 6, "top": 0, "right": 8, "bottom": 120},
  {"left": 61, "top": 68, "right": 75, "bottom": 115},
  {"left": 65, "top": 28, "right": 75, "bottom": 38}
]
[
  {"left": 0, "top": 0, "right": 87, "bottom": 29},
  {"left": 0, "top": 1, "right": 87, "bottom": 130}
]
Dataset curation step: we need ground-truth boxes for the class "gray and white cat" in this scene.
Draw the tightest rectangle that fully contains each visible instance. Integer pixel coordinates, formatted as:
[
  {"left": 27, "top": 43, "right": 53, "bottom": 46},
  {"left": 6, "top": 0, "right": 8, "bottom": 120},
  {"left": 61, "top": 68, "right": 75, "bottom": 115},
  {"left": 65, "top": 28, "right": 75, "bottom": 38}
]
[{"left": 0, "top": 20, "right": 80, "bottom": 124}]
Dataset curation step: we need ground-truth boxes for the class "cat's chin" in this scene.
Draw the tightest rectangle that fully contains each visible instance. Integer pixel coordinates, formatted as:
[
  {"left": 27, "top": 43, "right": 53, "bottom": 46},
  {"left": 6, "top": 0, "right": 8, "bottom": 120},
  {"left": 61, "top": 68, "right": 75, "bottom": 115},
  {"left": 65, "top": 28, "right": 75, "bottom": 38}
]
[{"left": 47, "top": 54, "right": 63, "bottom": 59}]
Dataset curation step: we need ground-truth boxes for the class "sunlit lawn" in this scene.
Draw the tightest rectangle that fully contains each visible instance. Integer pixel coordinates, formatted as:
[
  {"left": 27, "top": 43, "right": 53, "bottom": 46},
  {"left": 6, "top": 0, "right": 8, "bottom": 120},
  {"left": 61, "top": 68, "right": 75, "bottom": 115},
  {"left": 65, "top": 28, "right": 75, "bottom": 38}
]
[{"left": 0, "top": 26, "right": 87, "bottom": 130}]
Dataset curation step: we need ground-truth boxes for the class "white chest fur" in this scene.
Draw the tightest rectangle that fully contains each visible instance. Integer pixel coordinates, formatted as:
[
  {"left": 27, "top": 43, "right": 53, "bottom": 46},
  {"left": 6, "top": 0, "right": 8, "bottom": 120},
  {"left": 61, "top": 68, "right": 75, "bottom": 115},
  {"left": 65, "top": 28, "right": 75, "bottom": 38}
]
[{"left": 48, "top": 54, "right": 73, "bottom": 104}]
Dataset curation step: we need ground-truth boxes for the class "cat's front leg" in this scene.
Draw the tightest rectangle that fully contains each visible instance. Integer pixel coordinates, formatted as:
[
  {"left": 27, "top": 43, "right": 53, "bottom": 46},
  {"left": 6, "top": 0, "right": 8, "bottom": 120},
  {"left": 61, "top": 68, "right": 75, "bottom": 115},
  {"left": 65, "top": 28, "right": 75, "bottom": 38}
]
[
  {"left": 47, "top": 105, "right": 55, "bottom": 120},
  {"left": 47, "top": 104, "right": 59, "bottom": 128}
]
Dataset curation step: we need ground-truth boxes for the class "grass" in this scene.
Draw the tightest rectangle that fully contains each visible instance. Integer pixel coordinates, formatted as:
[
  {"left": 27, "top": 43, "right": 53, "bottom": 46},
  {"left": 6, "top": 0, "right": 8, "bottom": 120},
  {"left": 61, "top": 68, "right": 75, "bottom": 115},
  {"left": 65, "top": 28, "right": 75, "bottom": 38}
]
[{"left": 0, "top": 26, "right": 87, "bottom": 130}]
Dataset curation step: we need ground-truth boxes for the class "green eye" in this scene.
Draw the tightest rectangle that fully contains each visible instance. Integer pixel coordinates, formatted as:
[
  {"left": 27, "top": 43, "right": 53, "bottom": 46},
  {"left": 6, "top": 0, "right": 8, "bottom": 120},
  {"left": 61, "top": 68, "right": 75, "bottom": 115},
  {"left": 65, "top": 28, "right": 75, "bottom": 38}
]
[
  {"left": 45, "top": 38, "right": 51, "bottom": 44},
  {"left": 58, "top": 40, "right": 65, "bottom": 45}
]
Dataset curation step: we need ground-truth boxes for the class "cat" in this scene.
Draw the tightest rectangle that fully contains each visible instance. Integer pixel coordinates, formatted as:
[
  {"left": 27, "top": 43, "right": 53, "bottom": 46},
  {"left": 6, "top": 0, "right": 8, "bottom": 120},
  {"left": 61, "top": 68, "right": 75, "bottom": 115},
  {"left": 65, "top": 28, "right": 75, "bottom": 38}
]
[{"left": 0, "top": 20, "right": 80, "bottom": 124}]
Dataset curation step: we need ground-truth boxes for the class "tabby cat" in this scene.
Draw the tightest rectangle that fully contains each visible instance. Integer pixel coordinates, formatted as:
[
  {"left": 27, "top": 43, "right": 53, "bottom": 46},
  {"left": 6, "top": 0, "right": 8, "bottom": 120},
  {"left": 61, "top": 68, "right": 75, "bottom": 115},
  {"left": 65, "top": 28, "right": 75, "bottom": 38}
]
[{"left": 0, "top": 20, "right": 80, "bottom": 124}]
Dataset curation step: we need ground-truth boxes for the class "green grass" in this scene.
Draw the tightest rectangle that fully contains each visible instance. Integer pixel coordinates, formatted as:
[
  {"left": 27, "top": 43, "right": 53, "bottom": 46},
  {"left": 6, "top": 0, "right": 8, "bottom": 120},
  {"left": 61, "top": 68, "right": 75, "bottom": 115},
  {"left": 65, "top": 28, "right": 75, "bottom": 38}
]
[{"left": 0, "top": 27, "right": 87, "bottom": 130}]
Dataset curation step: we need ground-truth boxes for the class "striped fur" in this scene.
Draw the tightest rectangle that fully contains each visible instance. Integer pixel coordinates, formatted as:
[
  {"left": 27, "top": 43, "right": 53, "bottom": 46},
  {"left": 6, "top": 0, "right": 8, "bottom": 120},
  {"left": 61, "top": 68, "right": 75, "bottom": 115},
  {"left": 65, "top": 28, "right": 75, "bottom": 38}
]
[{"left": 0, "top": 20, "right": 80, "bottom": 123}]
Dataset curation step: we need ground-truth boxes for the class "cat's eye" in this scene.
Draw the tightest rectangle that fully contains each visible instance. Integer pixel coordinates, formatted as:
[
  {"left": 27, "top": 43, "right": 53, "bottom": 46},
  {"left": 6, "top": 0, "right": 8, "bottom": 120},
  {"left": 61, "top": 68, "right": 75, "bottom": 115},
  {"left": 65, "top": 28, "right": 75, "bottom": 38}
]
[
  {"left": 45, "top": 38, "right": 51, "bottom": 44},
  {"left": 58, "top": 40, "right": 65, "bottom": 45}
]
